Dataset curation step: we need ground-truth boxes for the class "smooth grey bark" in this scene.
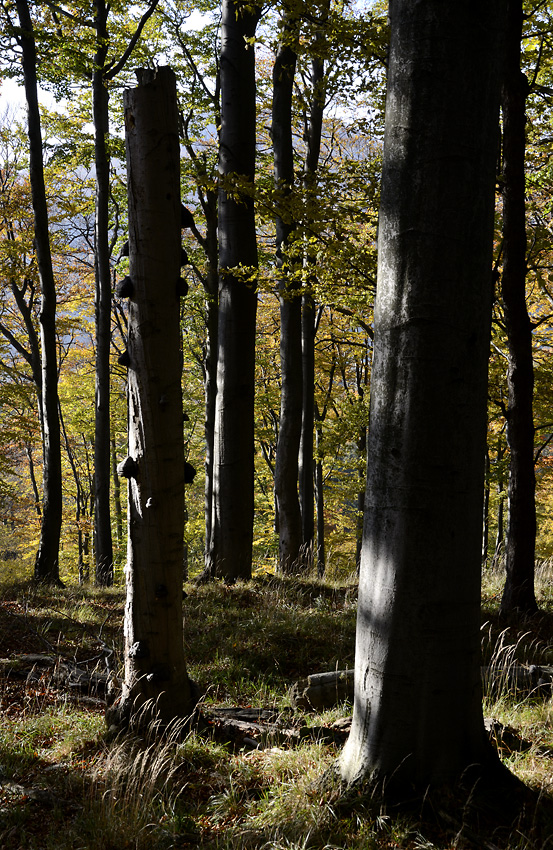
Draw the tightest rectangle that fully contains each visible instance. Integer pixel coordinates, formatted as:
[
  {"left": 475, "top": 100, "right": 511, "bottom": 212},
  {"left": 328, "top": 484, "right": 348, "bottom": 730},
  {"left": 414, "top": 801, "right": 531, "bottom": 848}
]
[
  {"left": 340, "top": 0, "right": 506, "bottom": 792},
  {"left": 272, "top": 21, "right": 303, "bottom": 574},
  {"left": 208, "top": 0, "right": 260, "bottom": 582},
  {"left": 113, "top": 68, "right": 193, "bottom": 726},
  {"left": 499, "top": 0, "right": 538, "bottom": 617},
  {"left": 15, "top": 0, "right": 62, "bottom": 585}
]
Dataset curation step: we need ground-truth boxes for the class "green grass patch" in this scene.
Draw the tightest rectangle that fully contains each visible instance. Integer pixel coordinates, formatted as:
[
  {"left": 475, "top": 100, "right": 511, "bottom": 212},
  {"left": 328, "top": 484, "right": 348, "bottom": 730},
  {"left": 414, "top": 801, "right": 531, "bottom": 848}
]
[{"left": 1, "top": 565, "right": 553, "bottom": 847}]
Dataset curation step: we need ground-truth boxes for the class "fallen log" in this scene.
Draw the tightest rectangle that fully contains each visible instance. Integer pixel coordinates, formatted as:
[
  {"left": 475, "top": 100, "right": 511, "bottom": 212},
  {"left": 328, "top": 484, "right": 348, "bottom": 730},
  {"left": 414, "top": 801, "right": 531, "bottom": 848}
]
[
  {"left": 202, "top": 707, "right": 350, "bottom": 750},
  {"left": 289, "top": 665, "right": 553, "bottom": 711},
  {"left": 288, "top": 670, "right": 354, "bottom": 711},
  {"left": 0, "top": 653, "right": 113, "bottom": 698}
]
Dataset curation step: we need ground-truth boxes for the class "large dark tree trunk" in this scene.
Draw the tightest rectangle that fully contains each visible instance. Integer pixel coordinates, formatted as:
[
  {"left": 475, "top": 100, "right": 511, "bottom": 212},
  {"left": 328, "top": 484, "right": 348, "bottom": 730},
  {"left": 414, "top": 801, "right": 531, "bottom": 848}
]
[
  {"left": 93, "top": 0, "right": 114, "bottom": 587},
  {"left": 340, "top": 0, "right": 506, "bottom": 792},
  {"left": 15, "top": 0, "right": 62, "bottom": 585},
  {"left": 208, "top": 0, "right": 260, "bottom": 582},
  {"left": 499, "top": 0, "right": 538, "bottom": 617},
  {"left": 111, "top": 68, "right": 194, "bottom": 727},
  {"left": 272, "top": 21, "right": 303, "bottom": 574}
]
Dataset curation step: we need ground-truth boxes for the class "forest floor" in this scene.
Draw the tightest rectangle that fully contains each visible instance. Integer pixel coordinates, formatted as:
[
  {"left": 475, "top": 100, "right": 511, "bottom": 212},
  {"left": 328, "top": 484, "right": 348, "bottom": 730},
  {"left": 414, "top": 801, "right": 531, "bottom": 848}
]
[{"left": 1, "top": 564, "right": 553, "bottom": 848}]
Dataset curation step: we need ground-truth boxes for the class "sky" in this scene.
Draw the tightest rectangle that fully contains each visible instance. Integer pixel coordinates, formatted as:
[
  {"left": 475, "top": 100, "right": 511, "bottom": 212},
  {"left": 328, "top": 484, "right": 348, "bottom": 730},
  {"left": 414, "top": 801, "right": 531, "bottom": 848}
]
[{"left": 0, "top": 74, "right": 58, "bottom": 119}]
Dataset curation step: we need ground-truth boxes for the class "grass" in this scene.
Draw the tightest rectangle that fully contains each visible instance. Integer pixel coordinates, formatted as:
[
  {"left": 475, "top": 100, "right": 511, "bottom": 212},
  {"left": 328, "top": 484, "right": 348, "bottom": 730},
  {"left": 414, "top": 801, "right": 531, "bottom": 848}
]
[{"left": 0, "top": 562, "right": 553, "bottom": 847}]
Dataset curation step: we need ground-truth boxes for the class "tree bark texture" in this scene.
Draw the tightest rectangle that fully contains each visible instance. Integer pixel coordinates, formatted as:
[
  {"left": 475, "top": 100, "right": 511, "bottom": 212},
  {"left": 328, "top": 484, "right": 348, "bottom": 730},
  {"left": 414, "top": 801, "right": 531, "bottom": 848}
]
[
  {"left": 209, "top": 0, "right": 260, "bottom": 582},
  {"left": 111, "top": 431, "right": 123, "bottom": 554},
  {"left": 93, "top": 0, "right": 114, "bottom": 587},
  {"left": 15, "top": 0, "right": 63, "bottom": 585},
  {"left": 499, "top": 0, "right": 538, "bottom": 617},
  {"left": 116, "top": 67, "right": 193, "bottom": 725},
  {"left": 340, "top": 0, "right": 506, "bottom": 792},
  {"left": 92, "top": 0, "right": 113, "bottom": 586},
  {"left": 299, "top": 50, "right": 325, "bottom": 556},
  {"left": 300, "top": 294, "right": 315, "bottom": 551},
  {"left": 315, "top": 419, "right": 325, "bottom": 576},
  {"left": 203, "top": 191, "right": 219, "bottom": 571},
  {"left": 272, "top": 26, "right": 303, "bottom": 574}
]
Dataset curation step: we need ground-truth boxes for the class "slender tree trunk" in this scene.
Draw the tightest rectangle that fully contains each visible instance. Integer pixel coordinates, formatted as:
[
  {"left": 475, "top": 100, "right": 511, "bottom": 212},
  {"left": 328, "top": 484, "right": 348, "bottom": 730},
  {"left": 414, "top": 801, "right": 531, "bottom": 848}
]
[
  {"left": 272, "top": 23, "right": 303, "bottom": 574},
  {"left": 355, "top": 356, "right": 369, "bottom": 572},
  {"left": 203, "top": 191, "right": 219, "bottom": 570},
  {"left": 499, "top": 0, "right": 538, "bottom": 617},
  {"left": 482, "top": 448, "right": 490, "bottom": 566},
  {"left": 92, "top": 0, "right": 114, "bottom": 586},
  {"left": 299, "top": 50, "right": 325, "bottom": 557},
  {"left": 209, "top": 0, "right": 260, "bottom": 582},
  {"left": 494, "top": 484, "right": 506, "bottom": 567},
  {"left": 15, "top": 0, "right": 62, "bottom": 585},
  {"left": 300, "top": 293, "right": 315, "bottom": 553},
  {"left": 25, "top": 445, "right": 41, "bottom": 517},
  {"left": 110, "top": 68, "right": 193, "bottom": 727},
  {"left": 340, "top": 0, "right": 506, "bottom": 792},
  {"left": 314, "top": 418, "right": 325, "bottom": 577},
  {"left": 355, "top": 425, "right": 366, "bottom": 573},
  {"left": 111, "top": 431, "right": 123, "bottom": 553}
]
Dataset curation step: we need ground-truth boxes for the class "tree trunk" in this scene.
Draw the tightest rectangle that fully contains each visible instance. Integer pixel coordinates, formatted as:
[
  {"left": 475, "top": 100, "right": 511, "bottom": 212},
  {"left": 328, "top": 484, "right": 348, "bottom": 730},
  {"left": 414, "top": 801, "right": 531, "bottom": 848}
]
[
  {"left": 499, "top": 0, "right": 538, "bottom": 617},
  {"left": 92, "top": 0, "right": 114, "bottom": 587},
  {"left": 299, "top": 50, "right": 325, "bottom": 558},
  {"left": 340, "top": 0, "right": 506, "bottom": 792},
  {"left": 111, "top": 430, "right": 123, "bottom": 554},
  {"left": 203, "top": 190, "right": 219, "bottom": 571},
  {"left": 25, "top": 445, "right": 41, "bottom": 517},
  {"left": 355, "top": 356, "right": 369, "bottom": 572},
  {"left": 482, "top": 448, "right": 490, "bottom": 566},
  {"left": 314, "top": 418, "right": 325, "bottom": 577},
  {"left": 300, "top": 293, "right": 315, "bottom": 554},
  {"left": 355, "top": 425, "right": 366, "bottom": 573},
  {"left": 493, "top": 483, "right": 506, "bottom": 568},
  {"left": 272, "top": 24, "right": 303, "bottom": 574},
  {"left": 15, "top": 0, "right": 62, "bottom": 586},
  {"left": 209, "top": 0, "right": 260, "bottom": 582},
  {"left": 112, "top": 67, "right": 193, "bottom": 727}
]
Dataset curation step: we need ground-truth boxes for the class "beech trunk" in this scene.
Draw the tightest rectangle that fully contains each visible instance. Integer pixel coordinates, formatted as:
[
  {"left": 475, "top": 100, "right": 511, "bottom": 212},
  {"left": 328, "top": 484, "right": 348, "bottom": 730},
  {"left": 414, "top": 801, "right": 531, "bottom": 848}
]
[
  {"left": 272, "top": 26, "right": 303, "bottom": 574},
  {"left": 299, "top": 51, "right": 325, "bottom": 556},
  {"left": 15, "top": 0, "right": 63, "bottom": 585},
  {"left": 340, "top": 0, "right": 506, "bottom": 792},
  {"left": 209, "top": 0, "right": 260, "bottom": 582},
  {"left": 499, "top": 0, "right": 538, "bottom": 617},
  {"left": 114, "top": 67, "right": 193, "bottom": 725},
  {"left": 92, "top": 0, "right": 114, "bottom": 586}
]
